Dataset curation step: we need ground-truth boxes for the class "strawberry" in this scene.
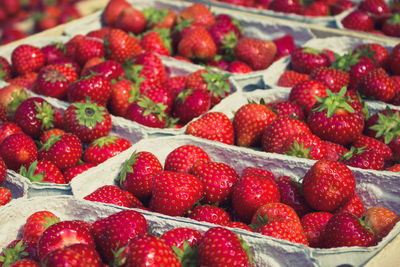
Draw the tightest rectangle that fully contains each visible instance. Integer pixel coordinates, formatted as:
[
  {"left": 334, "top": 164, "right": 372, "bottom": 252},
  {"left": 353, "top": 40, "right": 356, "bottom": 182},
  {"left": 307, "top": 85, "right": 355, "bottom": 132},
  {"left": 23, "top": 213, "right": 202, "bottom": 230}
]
[
  {"left": 269, "top": 0, "right": 302, "bottom": 14},
  {"left": 39, "top": 129, "right": 65, "bottom": 144},
  {"left": 241, "top": 166, "right": 275, "bottom": 180},
  {"left": 149, "top": 171, "right": 203, "bottom": 216},
  {"left": 124, "top": 234, "right": 181, "bottom": 266},
  {"left": 63, "top": 163, "right": 96, "bottom": 183},
  {"left": 355, "top": 43, "right": 389, "bottom": 69},
  {"left": 186, "top": 112, "right": 234, "bottom": 145},
  {"left": 302, "top": 1, "right": 329, "bottom": 16},
  {"left": 358, "top": 68, "right": 396, "bottom": 102},
  {"left": 322, "top": 141, "right": 349, "bottom": 161},
  {"left": 257, "top": 218, "right": 309, "bottom": 245},
  {"left": 115, "top": 6, "right": 146, "bottom": 34},
  {"left": 83, "top": 136, "right": 131, "bottom": 165},
  {"left": 164, "top": 76, "right": 186, "bottom": 99},
  {"left": 40, "top": 43, "right": 65, "bottom": 65},
  {"left": 178, "top": 26, "right": 217, "bottom": 61},
  {"left": 0, "top": 122, "right": 22, "bottom": 146},
  {"left": 309, "top": 67, "right": 349, "bottom": 93},
  {"left": 188, "top": 205, "right": 231, "bottom": 225},
  {"left": 67, "top": 75, "right": 112, "bottom": 106},
  {"left": 208, "top": 18, "right": 242, "bottom": 54},
  {"left": 341, "top": 147, "right": 384, "bottom": 170},
  {"left": 41, "top": 243, "right": 102, "bottom": 267},
  {"left": 84, "top": 185, "right": 132, "bottom": 207},
  {"left": 117, "top": 151, "right": 162, "bottom": 200},
  {"left": 302, "top": 160, "right": 356, "bottom": 212},
  {"left": 13, "top": 97, "right": 60, "bottom": 139},
  {"left": 102, "top": 0, "right": 130, "bottom": 26},
  {"left": 280, "top": 132, "right": 327, "bottom": 160},
  {"left": 359, "top": 0, "right": 390, "bottom": 21},
  {"left": 0, "top": 133, "right": 37, "bottom": 171},
  {"left": 8, "top": 73, "right": 38, "bottom": 92},
  {"left": 63, "top": 99, "right": 112, "bottom": 144},
  {"left": 74, "top": 37, "right": 105, "bottom": 66},
  {"left": 0, "top": 187, "right": 11, "bottom": 206},
  {"left": 225, "top": 221, "right": 254, "bottom": 232},
  {"left": 341, "top": 10, "right": 375, "bottom": 32},
  {"left": 352, "top": 135, "right": 393, "bottom": 160},
  {"left": 300, "top": 212, "right": 333, "bottom": 248},
  {"left": 232, "top": 172, "right": 280, "bottom": 223},
  {"left": 227, "top": 61, "right": 253, "bottom": 73},
  {"left": 125, "top": 96, "right": 168, "bottom": 128},
  {"left": 38, "top": 133, "right": 82, "bottom": 170},
  {"left": 177, "top": 3, "right": 215, "bottom": 28},
  {"left": 289, "top": 80, "right": 327, "bottom": 115},
  {"left": 9, "top": 259, "right": 39, "bottom": 267},
  {"left": 164, "top": 145, "right": 210, "bottom": 174},
  {"left": 0, "top": 56, "right": 12, "bottom": 81},
  {"left": 173, "top": 89, "right": 211, "bottom": 124},
  {"left": 323, "top": 212, "right": 376, "bottom": 248},
  {"left": 277, "top": 71, "right": 309, "bottom": 87},
  {"left": 19, "top": 160, "right": 65, "bottom": 184},
  {"left": 233, "top": 102, "right": 276, "bottom": 147},
  {"left": 82, "top": 60, "right": 125, "bottom": 81},
  {"left": 143, "top": 8, "right": 176, "bottom": 29},
  {"left": 142, "top": 85, "right": 173, "bottom": 115},
  {"left": 382, "top": 13, "right": 400, "bottom": 37},
  {"left": 34, "top": 68, "right": 70, "bottom": 100},
  {"left": 273, "top": 34, "right": 295, "bottom": 61},
  {"left": 161, "top": 227, "right": 202, "bottom": 250},
  {"left": 109, "top": 79, "right": 138, "bottom": 117},
  {"left": 0, "top": 157, "right": 6, "bottom": 186},
  {"left": 251, "top": 202, "right": 301, "bottom": 229},
  {"left": 11, "top": 45, "right": 45, "bottom": 76},
  {"left": 387, "top": 164, "right": 400, "bottom": 172},
  {"left": 390, "top": 44, "right": 400, "bottom": 75},
  {"left": 36, "top": 220, "right": 94, "bottom": 261},
  {"left": 91, "top": 209, "right": 148, "bottom": 263},
  {"left": 105, "top": 28, "right": 143, "bottom": 63},
  {"left": 234, "top": 37, "right": 276, "bottom": 71},
  {"left": 0, "top": 84, "right": 28, "bottom": 119},
  {"left": 363, "top": 206, "right": 400, "bottom": 242},
  {"left": 334, "top": 192, "right": 365, "bottom": 217},
  {"left": 269, "top": 101, "right": 305, "bottom": 120},
  {"left": 331, "top": 0, "right": 356, "bottom": 15},
  {"left": 197, "top": 227, "right": 252, "bottom": 267},
  {"left": 140, "top": 29, "right": 172, "bottom": 56},
  {"left": 262, "top": 117, "right": 311, "bottom": 153},
  {"left": 290, "top": 48, "right": 331, "bottom": 74}
]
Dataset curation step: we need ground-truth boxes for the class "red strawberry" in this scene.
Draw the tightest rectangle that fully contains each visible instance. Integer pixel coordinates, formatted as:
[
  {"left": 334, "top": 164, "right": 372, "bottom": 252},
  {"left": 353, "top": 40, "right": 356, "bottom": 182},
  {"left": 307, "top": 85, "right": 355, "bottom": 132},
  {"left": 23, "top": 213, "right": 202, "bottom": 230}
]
[
  {"left": 36, "top": 220, "right": 94, "bottom": 261},
  {"left": 233, "top": 102, "right": 277, "bottom": 147},
  {"left": 82, "top": 60, "right": 125, "bottom": 82},
  {"left": 91, "top": 209, "right": 148, "bottom": 263},
  {"left": 178, "top": 26, "right": 216, "bottom": 61},
  {"left": 41, "top": 243, "right": 102, "bottom": 267},
  {"left": 363, "top": 206, "right": 400, "bottom": 242},
  {"left": 164, "top": 145, "right": 210, "bottom": 174},
  {"left": 273, "top": 34, "right": 295, "bottom": 61},
  {"left": 302, "top": 160, "right": 356, "bottom": 212},
  {"left": 359, "top": 0, "right": 390, "bottom": 22},
  {"left": 11, "top": 45, "right": 45, "bottom": 76},
  {"left": 227, "top": 61, "right": 253, "bottom": 73},
  {"left": 0, "top": 56, "right": 12, "bottom": 81},
  {"left": 225, "top": 221, "right": 254, "bottom": 232},
  {"left": 232, "top": 173, "right": 280, "bottom": 223},
  {"left": 124, "top": 96, "right": 168, "bottom": 128},
  {"left": 74, "top": 37, "right": 105, "bottom": 66},
  {"left": 352, "top": 135, "right": 393, "bottom": 160},
  {"left": 302, "top": 1, "right": 329, "bottom": 16},
  {"left": 143, "top": 8, "right": 176, "bottom": 29},
  {"left": 241, "top": 166, "right": 275, "bottom": 180},
  {"left": 123, "top": 234, "right": 181, "bottom": 266},
  {"left": 309, "top": 67, "right": 349, "bottom": 93},
  {"left": 117, "top": 151, "right": 162, "bottom": 200},
  {"left": 62, "top": 163, "right": 95, "bottom": 183},
  {"left": 186, "top": 112, "right": 234, "bottom": 145},
  {"left": 188, "top": 205, "right": 231, "bottom": 225},
  {"left": 0, "top": 187, "right": 11, "bottom": 206},
  {"left": 262, "top": 117, "right": 311, "bottom": 153},
  {"left": 142, "top": 85, "right": 173, "bottom": 115},
  {"left": 39, "top": 129, "right": 65, "bottom": 144},
  {"left": 34, "top": 68, "right": 70, "bottom": 99},
  {"left": 280, "top": 132, "right": 327, "bottom": 160},
  {"left": 290, "top": 48, "right": 331, "bottom": 74},
  {"left": 105, "top": 28, "right": 143, "bottom": 63},
  {"left": 234, "top": 37, "right": 276, "bottom": 71},
  {"left": 341, "top": 147, "right": 384, "bottom": 170},
  {"left": 115, "top": 6, "right": 146, "bottom": 34},
  {"left": 251, "top": 202, "right": 301, "bottom": 229},
  {"left": 9, "top": 259, "right": 39, "bottom": 267},
  {"left": 289, "top": 80, "right": 327, "bottom": 115},
  {"left": 19, "top": 160, "right": 65, "bottom": 184},
  {"left": 391, "top": 44, "right": 400, "bottom": 76},
  {"left": 355, "top": 43, "right": 389, "bottom": 69},
  {"left": 149, "top": 171, "right": 204, "bottom": 216},
  {"left": 0, "top": 157, "right": 5, "bottom": 185},
  {"left": 102, "top": 0, "right": 130, "bottom": 26},
  {"left": 387, "top": 164, "right": 400, "bottom": 172},
  {"left": 40, "top": 43, "right": 65, "bottom": 65},
  {"left": 322, "top": 141, "right": 349, "bottom": 161},
  {"left": 164, "top": 76, "right": 186, "bottom": 100},
  {"left": 109, "top": 79, "right": 138, "bottom": 117},
  {"left": 0, "top": 84, "right": 28, "bottom": 118},
  {"left": 8, "top": 73, "right": 38, "bottom": 92},
  {"left": 358, "top": 68, "right": 396, "bottom": 102},
  {"left": 83, "top": 136, "right": 131, "bottom": 165},
  {"left": 38, "top": 133, "right": 82, "bottom": 170},
  {"left": 382, "top": 13, "right": 400, "bottom": 37},
  {"left": 278, "top": 71, "right": 309, "bottom": 87},
  {"left": 197, "top": 227, "right": 252, "bottom": 266},
  {"left": 63, "top": 99, "right": 112, "bottom": 144},
  {"left": 208, "top": 17, "right": 242, "bottom": 56},
  {"left": 0, "top": 133, "right": 37, "bottom": 171},
  {"left": 341, "top": 10, "right": 375, "bottom": 32},
  {"left": 257, "top": 218, "right": 309, "bottom": 245},
  {"left": 161, "top": 227, "right": 202, "bottom": 250},
  {"left": 140, "top": 29, "right": 171, "bottom": 56},
  {"left": 269, "top": 101, "right": 305, "bottom": 120},
  {"left": 173, "top": 89, "right": 211, "bottom": 124},
  {"left": 334, "top": 192, "right": 365, "bottom": 217},
  {"left": 269, "top": 0, "right": 302, "bottom": 14},
  {"left": 331, "top": 0, "right": 355, "bottom": 15},
  {"left": 67, "top": 75, "right": 112, "bottom": 106},
  {"left": 323, "top": 212, "right": 376, "bottom": 248},
  {"left": 84, "top": 185, "right": 130, "bottom": 207},
  {"left": 177, "top": 3, "right": 215, "bottom": 28},
  {"left": 300, "top": 212, "right": 333, "bottom": 248},
  {"left": 0, "top": 122, "right": 22, "bottom": 146}
]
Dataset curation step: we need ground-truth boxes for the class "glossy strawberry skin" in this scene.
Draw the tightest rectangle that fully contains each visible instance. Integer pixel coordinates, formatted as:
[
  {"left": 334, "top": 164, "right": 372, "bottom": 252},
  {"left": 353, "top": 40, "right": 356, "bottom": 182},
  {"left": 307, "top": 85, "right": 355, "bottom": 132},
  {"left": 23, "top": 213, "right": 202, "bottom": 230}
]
[
  {"left": 363, "top": 206, "right": 400, "bottom": 242},
  {"left": 334, "top": 193, "right": 365, "bottom": 217},
  {"left": 289, "top": 80, "right": 328, "bottom": 115},
  {"left": 309, "top": 67, "right": 349, "bottom": 93},
  {"left": 173, "top": 89, "right": 211, "bottom": 124},
  {"left": 341, "top": 10, "right": 375, "bottom": 32},
  {"left": 84, "top": 185, "right": 130, "bottom": 207},
  {"left": 188, "top": 205, "right": 231, "bottom": 225},
  {"left": 301, "top": 212, "right": 333, "bottom": 248},
  {"left": 74, "top": 37, "right": 105, "bottom": 66},
  {"left": 280, "top": 132, "right": 327, "bottom": 160},
  {"left": 234, "top": 38, "right": 277, "bottom": 71},
  {"left": 21, "top": 160, "right": 66, "bottom": 184},
  {"left": 164, "top": 145, "right": 210, "bottom": 174},
  {"left": 257, "top": 218, "right": 309, "bottom": 246},
  {"left": 83, "top": 136, "right": 131, "bottom": 165},
  {"left": 177, "top": 3, "right": 215, "bottom": 28},
  {"left": 358, "top": 68, "right": 396, "bottom": 102},
  {"left": 178, "top": 26, "right": 217, "bottom": 61},
  {"left": 342, "top": 149, "right": 384, "bottom": 170},
  {"left": 11, "top": 45, "right": 45, "bottom": 76},
  {"left": 0, "top": 122, "right": 22, "bottom": 145},
  {"left": 82, "top": 60, "right": 125, "bottom": 81},
  {"left": 41, "top": 243, "right": 102, "bottom": 267},
  {"left": 291, "top": 47, "right": 331, "bottom": 74},
  {"left": 161, "top": 227, "right": 202, "bottom": 250},
  {"left": 0, "top": 133, "right": 37, "bottom": 171},
  {"left": 67, "top": 75, "right": 112, "bottom": 106},
  {"left": 0, "top": 187, "right": 11, "bottom": 206},
  {"left": 278, "top": 71, "right": 309, "bottom": 87},
  {"left": 251, "top": 202, "right": 301, "bottom": 229}
]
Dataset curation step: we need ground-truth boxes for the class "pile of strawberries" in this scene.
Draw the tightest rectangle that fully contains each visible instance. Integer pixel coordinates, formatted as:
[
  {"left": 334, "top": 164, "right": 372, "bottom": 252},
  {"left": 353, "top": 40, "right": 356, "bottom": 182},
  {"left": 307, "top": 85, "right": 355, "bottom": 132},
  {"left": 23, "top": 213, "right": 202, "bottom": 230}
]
[
  {"left": 213, "top": 0, "right": 356, "bottom": 17},
  {"left": 0, "top": 209, "right": 253, "bottom": 266},
  {"left": 341, "top": 0, "right": 400, "bottom": 37},
  {"left": 0, "top": 0, "right": 81, "bottom": 45},
  {"left": 79, "top": 144, "right": 400, "bottom": 250}
]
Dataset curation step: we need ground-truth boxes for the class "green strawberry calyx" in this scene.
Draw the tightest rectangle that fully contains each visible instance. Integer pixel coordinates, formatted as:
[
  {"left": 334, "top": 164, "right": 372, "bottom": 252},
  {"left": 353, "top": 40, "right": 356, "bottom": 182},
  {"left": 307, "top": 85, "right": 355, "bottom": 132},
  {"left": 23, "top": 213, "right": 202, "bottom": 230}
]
[
  {"left": 0, "top": 240, "right": 28, "bottom": 267},
  {"left": 339, "top": 146, "right": 367, "bottom": 161},
  {"left": 176, "top": 89, "right": 193, "bottom": 104},
  {"left": 284, "top": 141, "right": 312, "bottom": 159},
  {"left": 116, "top": 151, "right": 139, "bottom": 184},
  {"left": 125, "top": 64, "right": 146, "bottom": 89},
  {"left": 388, "top": 13, "right": 400, "bottom": 26},
  {"left": 110, "top": 244, "right": 128, "bottom": 267},
  {"left": 239, "top": 235, "right": 254, "bottom": 266},
  {"left": 19, "top": 160, "right": 46, "bottom": 183},
  {"left": 249, "top": 214, "right": 269, "bottom": 230},
  {"left": 201, "top": 68, "right": 231, "bottom": 98},
  {"left": 142, "top": 8, "right": 169, "bottom": 28},
  {"left": 35, "top": 101, "right": 56, "bottom": 131},
  {"left": 0, "top": 63, "right": 7, "bottom": 80},
  {"left": 137, "top": 96, "right": 168, "bottom": 122},
  {"left": 41, "top": 214, "right": 61, "bottom": 229},
  {"left": 42, "top": 68, "right": 67, "bottom": 83},
  {"left": 92, "top": 136, "right": 118, "bottom": 148},
  {"left": 7, "top": 90, "right": 29, "bottom": 118},
  {"left": 72, "top": 99, "right": 107, "bottom": 128},
  {"left": 221, "top": 31, "right": 239, "bottom": 61},
  {"left": 313, "top": 87, "right": 355, "bottom": 118},
  {"left": 302, "top": 47, "right": 322, "bottom": 56},
  {"left": 173, "top": 17, "right": 194, "bottom": 33},
  {"left": 172, "top": 240, "right": 198, "bottom": 266},
  {"left": 369, "top": 106, "right": 400, "bottom": 144},
  {"left": 39, "top": 134, "right": 61, "bottom": 152},
  {"left": 140, "top": 28, "right": 173, "bottom": 54}
]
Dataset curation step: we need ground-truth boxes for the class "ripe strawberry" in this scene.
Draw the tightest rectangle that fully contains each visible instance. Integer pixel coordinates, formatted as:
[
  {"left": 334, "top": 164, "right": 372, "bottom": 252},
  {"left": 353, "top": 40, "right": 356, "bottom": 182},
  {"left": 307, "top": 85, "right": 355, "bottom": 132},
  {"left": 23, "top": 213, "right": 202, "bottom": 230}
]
[
  {"left": 105, "top": 28, "right": 143, "bottom": 63},
  {"left": 8, "top": 73, "right": 38, "bottom": 92},
  {"left": 142, "top": 85, "right": 173, "bottom": 115},
  {"left": 334, "top": 192, "right": 365, "bottom": 217},
  {"left": 84, "top": 185, "right": 130, "bottom": 207},
  {"left": 173, "top": 89, "right": 211, "bottom": 124},
  {"left": 289, "top": 80, "right": 327, "bottom": 115},
  {"left": 143, "top": 8, "right": 176, "bottom": 29},
  {"left": 83, "top": 136, "right": 131, "bottom": 165},
  {"left": 232, "top": 173, "right": 280, "bottom": 223},
  {"left": 0, "top": 133, "right": 37, "bottom": 171},
  {"left": 91, "top": 209, "right": 148, "bottom": 263},
  {"left": 102, "top": 0, "right": 130, "bottom": 26},
  {"left": 269, "top": 0, "right": 302, "bottom": 14},
  {"left": 11, "top": 45, "right": 45, "bottom": 76},
  {"left": 39, "top": 129, "right": 65, "bottom": 144},
  {"left": 0, "top": 157, "right": 6, "bottom": 186},
  {"left": 177, "top": 3, "right": 215, "bottom": 28},
  {"left": 363, "top": 206, "right": 400, "bottom": 242},
  {"left": 63, "top": 163, "right": 96, "bottom": 183},
  {"left": 178, "top": 26, "right": 216, "bottom": 61},
  {"left": 278, "top": 71, "right": 309, "bottom": 87},
  {"left": 241, "top": 166, "right": 275, "bottom": 180},
  {"left": 0, "top": 122, "right": 22, "bottom": 146},
  {"left": 209, "top": 18, "right": 242, "bottom": 55},
  {"left": 302, "top": 160, "right": 356, "bottom": 212},
  {"left": 280, "top": 132, "right": 327, "bottom": 160},
  {"left": 0, "top": 84, "right": 28, "bottom": 118},
  {"left": 115, "top": 6, "right": 146, "bottom": 34},
  {"left": 67, "top": 75, "right": 112, "bottom": 106},
  {"left": 341, "top": 147, "right": 384, "bottom": 170},
  {"left": 9, "top": 258, "right": 39, "bottom": 267},
  {"left": 251, "top": 202, "right": 301, "bottom": 229},
  {"left": 188, "top": 205, "right": 231, "bottom": 225},
  {"left": 309, "top": 67, "right": 349, "bottom": 93},
  {"left": 124, "top": 234, "right": 181, "bottom": 266},
  {"left": 269, "top": 101, "right": 305, "bottom": 121},
  {"left": 19, "top": 160, "right": 65, "bottom": 184},
  {"left": 387, "top": 164, "right": 400, "bottom": 172},
  {"left": 34, "top": 68, "right": 70, "bottom": 100},
  {"left": 0, "top": 187, "right": 11, "bottom": 206},
  {"left": 149, "top": 171, "right": 204, "bottom": 216},
  {"left": 164, "top": 76, "right": 186, "bottom": 100},
  {"left": 140, "top": 29, "right": 171, "bottom": 56},
  {"left": 0, "top": 57, "right": 12, "bottom": 81},
  {"left": 63, "top": 99, "right": 112, "bottom": 144},
  {"left": 355, "top": 43, "right": 389, "bottom": 69},
  {"left": 40, "top": 43, "right": 65, "bottom": 65},
  {"left": 262, "top": 117, "right": 311, "bottom": 153},
  {"left": 197, "top": 227, "right": 252, "bottom": 266},
  {"left": 291, "top": 47, "right": 331, "bottom": 74},
  {"left": 38, "top": 133, "right": 82, "bottom": 170},
  {"left": 74, "top": 37, "right": 105, "bottom": 66},
  {"left": 322, "top": 141, "right": 348, "bottom": 161},
  {"left": 300, "top": 212, "right": 333, "bottom": 248},
  {"left": 341, "top": 10, "right": 375, "bottom": 32},
  {"left": 302, "top": 1, "right": 329, "bottom": 16},
  {"left": 352, "top": 135, "right": 393, "bottom": 160},
  {"left": 36, "top": 220, "right": 94, "bottom": 261},
  {"left": 273, "top": 34, "right": 295, "bottom": 61},
  {"left": 227, "top": 61, "right": 253, "bottom": 73},
  {"left": 82, "top": 60, "right": 125, "bottom": 82},
  {"left": 125, "top": 96, "right": 168, "bottom": 128},
  {"left": 186, "top": 112, "right": 234, "bottom": 145},
  {"left": 164, "top": 145, "right": 210, "bottom": 174},
  {"left": 41, "top": 243, "right": 102, "bottom": 267},
  {"left": 234, "top": 37, "right": 276, "bottom": 71},
  {"left": 225, "top": 221, "right": 254, "bottom": 232},
  {"left": 382, "top": 13, "right": 400, "bottom": 37},
  {"left": 161, "top": 227, "right": 202, "bottom": 250},
  {"left": 358, "top": 68, "right": 396, "bottom": 102},
  {"left": 109, "top": 79, "right": 138, "bottom": 117},
  {"left": 390, "top": 44, "right": 400, "bottom": 76},
  {"left": 323, "top": 212, "right": 376, "bottom": 248},
  {"left": 257, "top": 218, "right": 309, "bottom": 245}
]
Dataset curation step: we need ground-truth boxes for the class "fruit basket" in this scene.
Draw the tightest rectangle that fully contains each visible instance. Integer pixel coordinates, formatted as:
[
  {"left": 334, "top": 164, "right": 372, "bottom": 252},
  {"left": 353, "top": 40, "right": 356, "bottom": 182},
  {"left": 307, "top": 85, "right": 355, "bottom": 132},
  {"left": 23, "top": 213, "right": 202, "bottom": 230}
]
[{"left": 69, "top": 134, "right": 400, "bottom": 267}]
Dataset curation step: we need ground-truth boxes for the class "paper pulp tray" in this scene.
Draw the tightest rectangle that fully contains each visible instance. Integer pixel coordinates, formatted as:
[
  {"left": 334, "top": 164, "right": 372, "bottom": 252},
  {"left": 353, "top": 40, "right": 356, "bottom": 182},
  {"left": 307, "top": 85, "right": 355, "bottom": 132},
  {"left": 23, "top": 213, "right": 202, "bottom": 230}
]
[
  {"left": 0, "top": 196, "right": 321, "bottom": 267},
  {"left": 62, "top": 0, "right": 315, "bottom": 91},
  {"left": 70, "top": 134, "right": 400, "bottom": 267}
]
